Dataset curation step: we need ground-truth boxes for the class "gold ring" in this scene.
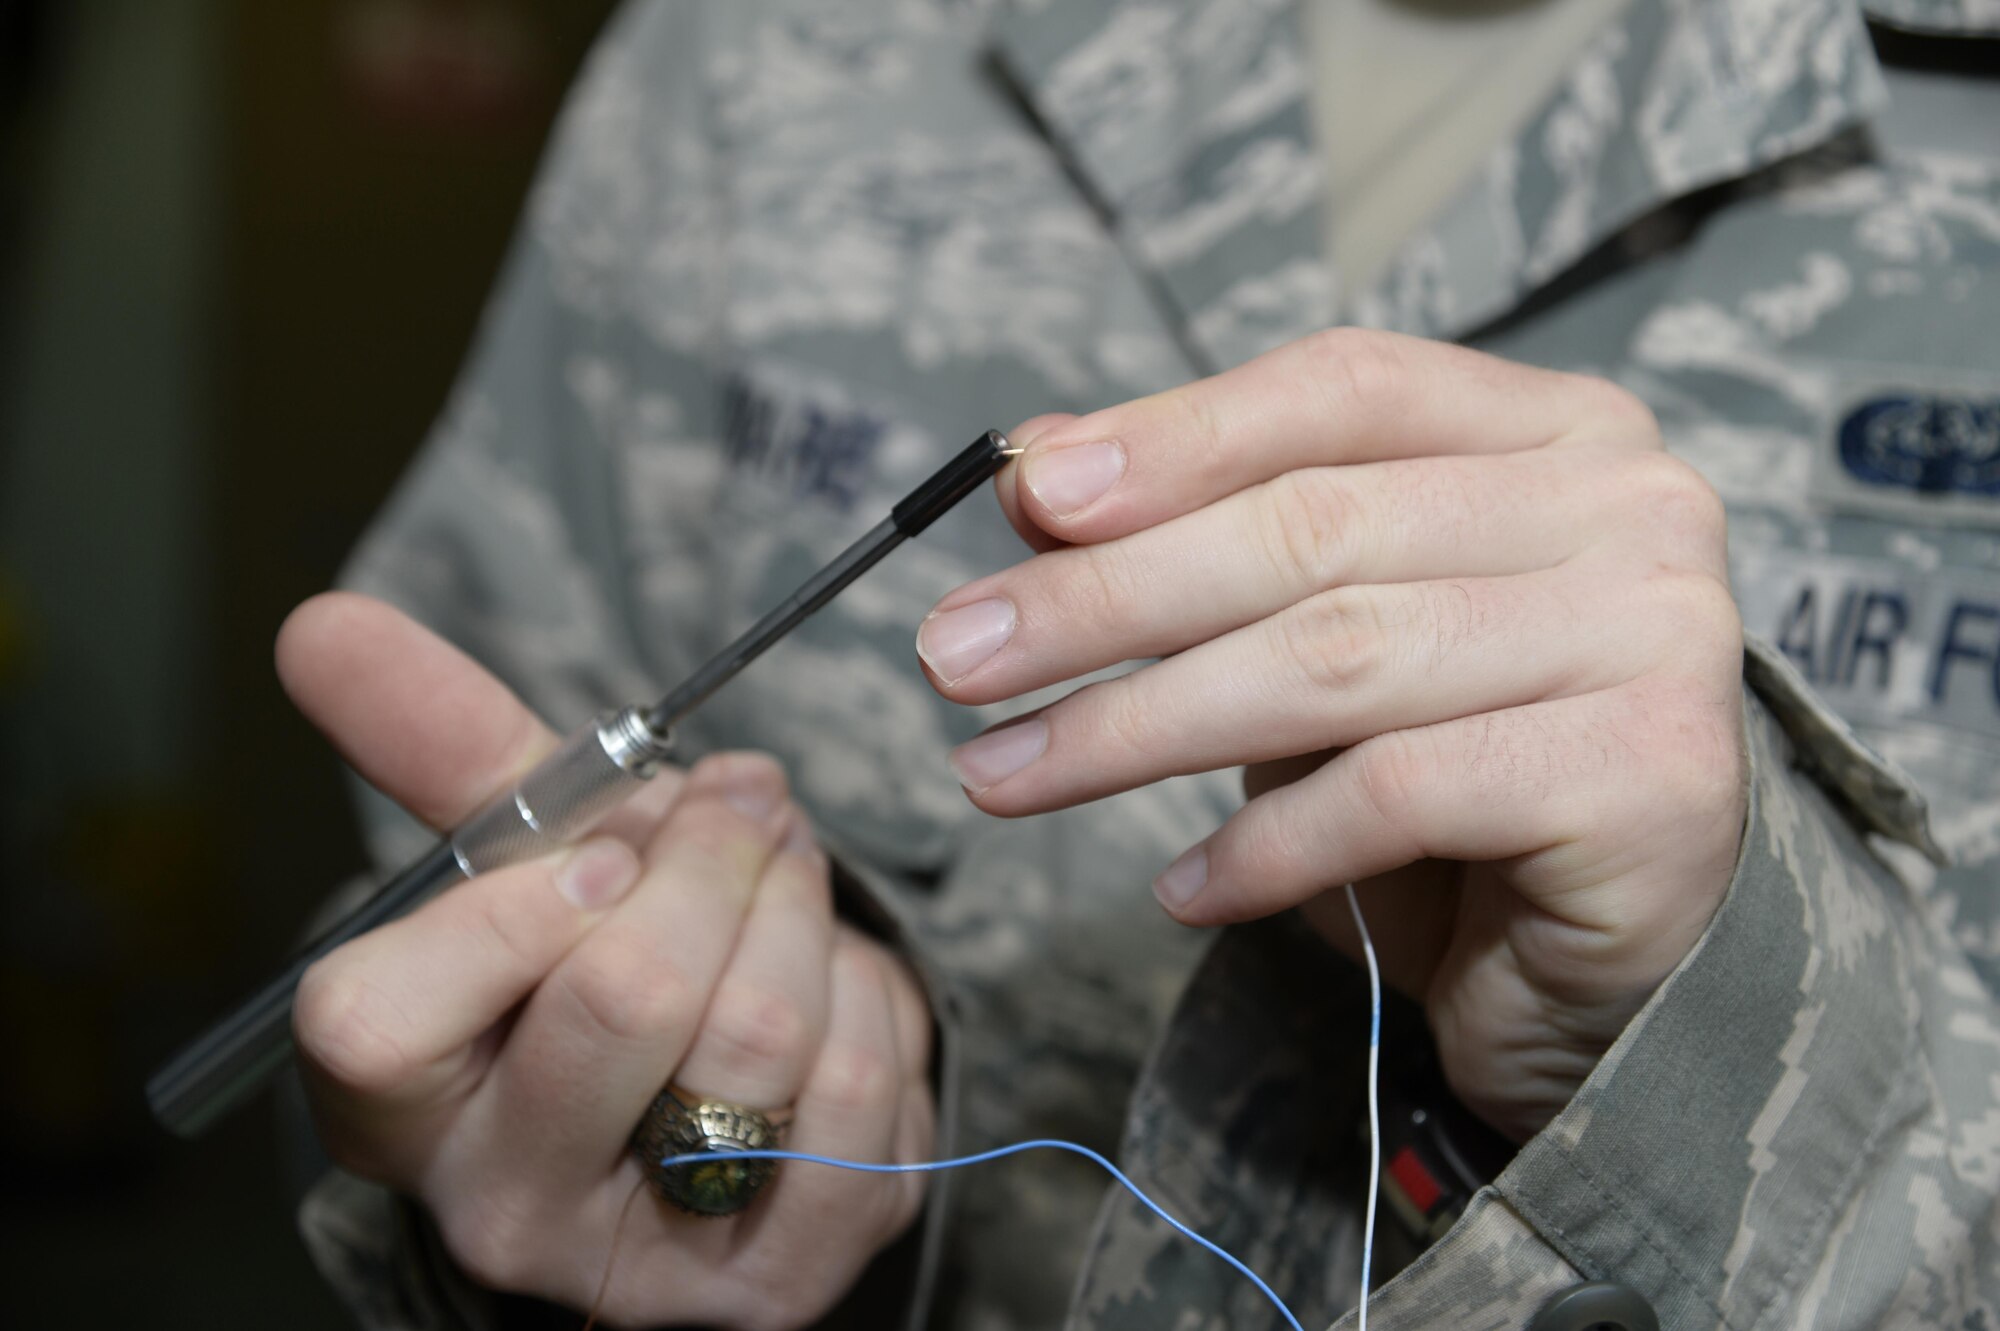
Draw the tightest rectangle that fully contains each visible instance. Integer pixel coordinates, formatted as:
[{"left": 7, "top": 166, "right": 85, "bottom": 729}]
[{"left": 630, "top": 1084, "right": 790, "bottom": 1217}]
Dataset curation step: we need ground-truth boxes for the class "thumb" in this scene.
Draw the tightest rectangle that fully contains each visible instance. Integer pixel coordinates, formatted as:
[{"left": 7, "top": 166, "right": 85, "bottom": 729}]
[
  {"left": 275, "top": 592, "right": 558, "bottom": 832},
  {"left": 275, "top": 592, "right": 685, "bottom": 841}
]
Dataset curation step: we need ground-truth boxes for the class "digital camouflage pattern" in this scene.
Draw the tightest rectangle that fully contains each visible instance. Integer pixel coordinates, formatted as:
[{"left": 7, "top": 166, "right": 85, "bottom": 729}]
[{"left": 302, "top": 1, "right": 2000, "bottom": 1328}]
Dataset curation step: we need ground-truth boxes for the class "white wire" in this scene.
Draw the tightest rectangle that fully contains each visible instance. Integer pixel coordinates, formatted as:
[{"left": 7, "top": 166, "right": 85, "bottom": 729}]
[{"left": 1345, "top": 881, "right": 1382, "bottom": 1331}]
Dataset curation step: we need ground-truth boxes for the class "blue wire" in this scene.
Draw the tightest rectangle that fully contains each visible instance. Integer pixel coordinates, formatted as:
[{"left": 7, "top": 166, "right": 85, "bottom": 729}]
[
  {"left": 655, "top": 1138, "right": 1305, "bottom": 1331},
  {"left": 657, "top": 900, "right": 1391, "bottom": 1329}
]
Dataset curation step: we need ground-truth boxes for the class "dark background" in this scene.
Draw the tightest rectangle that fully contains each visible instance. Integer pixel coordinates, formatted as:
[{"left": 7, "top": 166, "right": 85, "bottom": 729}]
[{"left": 1, "top": 1, "right": 616, "bottom": 1322}]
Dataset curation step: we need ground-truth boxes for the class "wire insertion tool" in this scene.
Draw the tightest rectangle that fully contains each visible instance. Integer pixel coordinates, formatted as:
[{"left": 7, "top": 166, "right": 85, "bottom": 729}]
[{"left": 148, "top": 430, "right": 1019, "bottom": 1138}]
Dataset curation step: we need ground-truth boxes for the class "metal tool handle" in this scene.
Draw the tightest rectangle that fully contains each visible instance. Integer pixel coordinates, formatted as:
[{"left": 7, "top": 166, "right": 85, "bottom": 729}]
[
  {"left": 451, "top": 706, "right": 671, "bottom": 873},
  {"left": 146, "top": 708, "right": 672, "bottom": 1138}
]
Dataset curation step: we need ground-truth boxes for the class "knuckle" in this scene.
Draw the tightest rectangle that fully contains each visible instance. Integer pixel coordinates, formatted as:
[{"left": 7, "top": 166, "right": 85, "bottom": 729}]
[
  {"left": 1351, "top": 730, "right": 1431, "bottom": 831},
  {"left": 1260, "top": 467, "right": 1355, "bottom": 587},
  {"left": 293, "top": 961, "right": 414, "bottom": 1096},
  {"left": 1654, "top": 571, "right": 1744, "bottom": 664},
  {"left": 701, "top": 978, "right": 816, "bottom": 1073},
  {"left": 1634, "top": 680, "right": 1746, "bottom": 812},
  {"left": 1087, "top": 678, "right": 1171, "bottom": 765},
  {"left": 1055, "top": 545, "right": 1149, "bottom": 641},
  {"left": 1300, "top": 326, "right": 1409, "bottom": 422},
  {"left": 1462, "top": 712, "right": 1558, "bottom": 804},
  {"left": 1410, "top": 579, "right": 1488, "bottom": 671},
  {"left": 560, "top": 940, "right": 702, "bottom": 1044},
  {"left": 812, "top": 1038, "right": 897, "bottom": 1115},
  {"left": 1570, "top": 374, "right": 1662, "bottom": 443},
  {"left": 1626, "top": 452, "right": 1727, "bottom": 548},
  {"left": 1279, "top": 588, "right": 1384, "bottom": 696}
]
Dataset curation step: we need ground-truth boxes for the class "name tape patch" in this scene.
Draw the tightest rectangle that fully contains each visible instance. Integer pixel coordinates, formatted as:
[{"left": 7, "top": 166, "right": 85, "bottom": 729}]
[
  {"left": 722, "top": 370, "right": 886, "bottom": 513},
  {"left": 1735, "top": 547, "right": 2000, "bottom": 744}
]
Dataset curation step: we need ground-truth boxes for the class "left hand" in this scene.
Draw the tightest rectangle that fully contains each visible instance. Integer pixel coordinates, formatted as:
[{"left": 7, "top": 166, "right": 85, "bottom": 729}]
[
  {"left": 917, "top": 329, "right": 1747, "bottom": 1142},
  {"left": 282, "top": 595, "right": 932, "bottom": 1330}
]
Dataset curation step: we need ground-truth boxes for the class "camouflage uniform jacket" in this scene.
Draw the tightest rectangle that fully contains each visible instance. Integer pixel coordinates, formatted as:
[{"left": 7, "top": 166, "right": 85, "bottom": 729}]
[{"left": 300, "top": 1, "right": 2000, "bottom": 1328}]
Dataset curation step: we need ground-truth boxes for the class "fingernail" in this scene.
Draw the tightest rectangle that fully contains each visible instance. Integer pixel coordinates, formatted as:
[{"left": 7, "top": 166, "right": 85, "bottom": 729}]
[
  {"left": 917, "top": 598, "right": 1016, "bottom": 684},
  {"left": 1152, "top": 845, "right": 1208, "bottom": 911},
  {"left": 1023, "top": 440, "right": 1126, "bottom": 517},
  {"left": 948, "top": 717, "right": 1048, "bottom": 793},
  {"left": 557, "top": 838, "right": 640, "bottom": 910}
]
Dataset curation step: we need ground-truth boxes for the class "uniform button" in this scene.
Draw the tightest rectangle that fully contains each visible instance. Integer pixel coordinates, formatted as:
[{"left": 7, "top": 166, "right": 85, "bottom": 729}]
[{"left": 1527, "top": 1281, "right": 1659, "bottom": 1331}]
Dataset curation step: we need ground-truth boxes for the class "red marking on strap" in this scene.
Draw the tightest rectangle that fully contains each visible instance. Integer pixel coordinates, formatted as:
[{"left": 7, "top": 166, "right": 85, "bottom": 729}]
[{"left": 1388, "top": 1145, "right": 1441, "bottom": 1213}]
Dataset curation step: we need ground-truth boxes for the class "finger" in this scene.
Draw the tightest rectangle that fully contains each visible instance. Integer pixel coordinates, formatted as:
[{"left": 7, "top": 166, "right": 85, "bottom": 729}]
[
  {"left": 276, "top": 592, "right": 556, "bottom": 830},
  {"left": 884, "top": 1072, "right": 937, "bottom": 1240},
  {"left": 1011, "top": 328, "right": 1656, "bottom": 544},
  {"left": 1242, "top": 754, "right": 1466, "bottom": 1001},
  {"left": 879, "top": 947, "right": 936, "bottom": 1235},
  {"left": 922, "top": 446, "right": 1631, "bottom": 700},
  {"left": 476, "top": 753, "right": 792, "bottom": 1182},
  {"left": 876, "top": 944, "right": 932, "bottom": 1087},
  {"left": 275, "top": 591, "right": 683, "bottom": 840},
  {"left": 1294, "top": 863, "right": 1463, "bottom": 1007},
  {"left": 1153, "top": 682, "right": 1746, "bottom": 938},
  {"left": 948, "top": 564, "right": 1734, "bottom": 812},
  {"left": 295, "top": 836, "right": 643, "bottom": 1132},
  {"left": 1242, "top": 756, "right": 1471, "bottom": 1001},
  {"left": 994, "top": 413, "right": 1079, "bottom": 555},
  {"left": 668, "top": 819, "right": 835, "bottom": 1112},
  {"left": 742, "top": 931, "right": 911, "bottom": 1284}
]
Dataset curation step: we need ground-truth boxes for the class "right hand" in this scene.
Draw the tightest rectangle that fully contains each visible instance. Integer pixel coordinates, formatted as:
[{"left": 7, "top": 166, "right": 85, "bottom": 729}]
[{"left": 282, "top": 593, "right": 934, "bottom": 1330}]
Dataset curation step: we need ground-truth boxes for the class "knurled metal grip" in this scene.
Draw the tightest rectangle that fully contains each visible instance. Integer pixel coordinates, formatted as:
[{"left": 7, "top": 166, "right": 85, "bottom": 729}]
[{"left": 451, "top": 706, "right": 674, "bottom": 875}]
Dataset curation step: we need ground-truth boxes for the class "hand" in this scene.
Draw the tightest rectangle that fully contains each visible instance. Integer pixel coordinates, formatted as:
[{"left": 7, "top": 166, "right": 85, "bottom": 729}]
[
  {"left": 919, "top": 330, "right": 1746, "bottom": 1141},
  {"left": 283, "top": 594, "right": 933, "bottom": 1330}
]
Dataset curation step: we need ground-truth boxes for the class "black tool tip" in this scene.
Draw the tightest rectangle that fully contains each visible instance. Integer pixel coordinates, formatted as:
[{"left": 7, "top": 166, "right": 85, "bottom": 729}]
[{"left": 890, "top": 430, "right": 1014, "bottom": 537}]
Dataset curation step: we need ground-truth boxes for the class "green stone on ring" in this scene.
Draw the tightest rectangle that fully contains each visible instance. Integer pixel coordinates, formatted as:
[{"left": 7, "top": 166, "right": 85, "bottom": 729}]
[{"left": 631, "top": 1087, "right": 783, "bottom": 1217}]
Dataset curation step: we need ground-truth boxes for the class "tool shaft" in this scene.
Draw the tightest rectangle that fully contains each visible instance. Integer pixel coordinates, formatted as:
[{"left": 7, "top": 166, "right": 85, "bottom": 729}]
[
  {"left": 645, "top": 429, "right": 1013, "bottom": 733},
  {"left": 646, "top": 517, "right": 902, "bottom": 733}
]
